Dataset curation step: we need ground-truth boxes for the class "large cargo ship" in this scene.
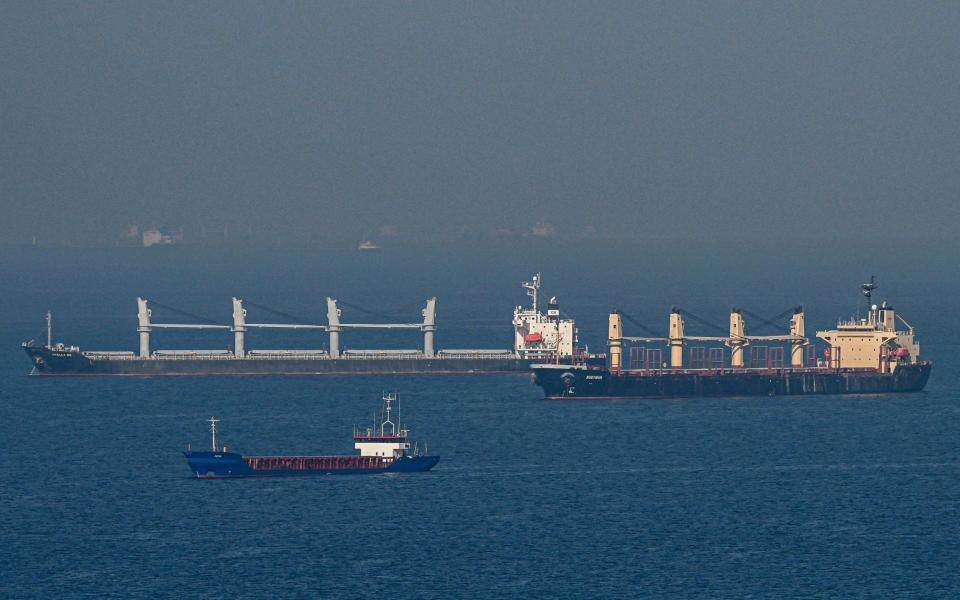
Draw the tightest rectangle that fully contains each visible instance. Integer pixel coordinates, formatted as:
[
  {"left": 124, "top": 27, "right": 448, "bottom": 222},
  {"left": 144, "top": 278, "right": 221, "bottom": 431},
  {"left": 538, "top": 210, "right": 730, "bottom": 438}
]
[
  {"left": 23, "top": 274, "right": 594, "bottom": 376},
  {"left": 532, "top": 279, "right": 932, "bottom": 399},
  {"left": 184, "top": 393, "right": 439, "bottom": 477}
]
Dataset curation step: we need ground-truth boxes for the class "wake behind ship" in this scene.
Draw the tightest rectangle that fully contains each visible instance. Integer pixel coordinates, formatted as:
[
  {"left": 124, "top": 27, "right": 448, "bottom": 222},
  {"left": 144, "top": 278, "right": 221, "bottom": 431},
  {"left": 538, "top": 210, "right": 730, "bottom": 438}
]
[
  {"left": 184, "top": 393, "right": 438, "bottom": 478},
  {"left": 532, "top": 278, "right": 931, "bottom": 399},
  {"left": 24, "top": 274, "right": 597, "bottom": 376}
]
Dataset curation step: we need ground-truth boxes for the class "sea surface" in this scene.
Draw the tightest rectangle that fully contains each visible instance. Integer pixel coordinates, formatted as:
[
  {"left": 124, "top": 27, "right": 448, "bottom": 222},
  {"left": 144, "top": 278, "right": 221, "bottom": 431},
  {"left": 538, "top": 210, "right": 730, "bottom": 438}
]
[{"left": 2, "top": 244, "right": 958, "bottom": 598}]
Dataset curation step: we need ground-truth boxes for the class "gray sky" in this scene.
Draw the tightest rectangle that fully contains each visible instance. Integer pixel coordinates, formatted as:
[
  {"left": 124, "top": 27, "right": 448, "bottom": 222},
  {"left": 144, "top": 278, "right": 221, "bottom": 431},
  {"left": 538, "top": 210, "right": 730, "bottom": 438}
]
[{"left": 2, "top": 1, "right": 959, "bottom": 247}]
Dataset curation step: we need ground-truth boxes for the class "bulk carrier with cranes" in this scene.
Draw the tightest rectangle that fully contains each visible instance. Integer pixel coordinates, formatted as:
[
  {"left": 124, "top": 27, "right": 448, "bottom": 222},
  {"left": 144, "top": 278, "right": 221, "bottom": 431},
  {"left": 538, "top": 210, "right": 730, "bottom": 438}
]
[
  {"left": 531, "top": 277, "right": 931, "bottom": 399},
  {"left": 23, "top": 274, "right": 594, "bottom": 375}
]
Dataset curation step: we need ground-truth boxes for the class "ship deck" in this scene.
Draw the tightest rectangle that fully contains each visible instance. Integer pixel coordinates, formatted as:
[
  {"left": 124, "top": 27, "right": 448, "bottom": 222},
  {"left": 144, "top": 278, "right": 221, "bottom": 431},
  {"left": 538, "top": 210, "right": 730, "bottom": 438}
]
[{"left": 243, "top": 455, "right": 390, "bottom": 470}]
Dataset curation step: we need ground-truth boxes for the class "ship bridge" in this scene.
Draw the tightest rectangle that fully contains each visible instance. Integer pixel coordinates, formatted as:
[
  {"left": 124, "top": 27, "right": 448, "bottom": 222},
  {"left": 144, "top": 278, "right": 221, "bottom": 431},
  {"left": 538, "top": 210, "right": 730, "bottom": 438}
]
[
  {"left": 353, "top": 394, "right": 411, "bottom": 459},
  {"left": 512, "top": 273, "right": 579, "bottom": 361},
  {"left": 815, "top": 304, "right": 919, "bottom": 373}
]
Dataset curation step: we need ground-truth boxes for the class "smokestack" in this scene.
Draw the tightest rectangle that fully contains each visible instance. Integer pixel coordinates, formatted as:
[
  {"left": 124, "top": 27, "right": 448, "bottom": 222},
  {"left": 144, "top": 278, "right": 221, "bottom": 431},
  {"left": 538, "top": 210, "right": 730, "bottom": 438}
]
[{"left": 880, "top": 305, "right": 896, "bottom": 333}]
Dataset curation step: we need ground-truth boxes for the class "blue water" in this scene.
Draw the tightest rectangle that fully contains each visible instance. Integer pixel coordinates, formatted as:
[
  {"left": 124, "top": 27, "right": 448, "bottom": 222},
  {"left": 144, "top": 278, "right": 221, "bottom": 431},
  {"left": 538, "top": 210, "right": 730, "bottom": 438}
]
[{"left": 3, "top": 245, "right": 958, "bottom": 597}]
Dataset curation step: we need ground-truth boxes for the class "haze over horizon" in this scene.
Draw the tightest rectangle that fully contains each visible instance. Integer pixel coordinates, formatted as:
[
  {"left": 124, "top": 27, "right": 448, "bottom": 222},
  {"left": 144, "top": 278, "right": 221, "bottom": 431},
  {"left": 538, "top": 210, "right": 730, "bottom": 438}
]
[{"left": 3, "top": 2, "right": 959, "bottom": 250}]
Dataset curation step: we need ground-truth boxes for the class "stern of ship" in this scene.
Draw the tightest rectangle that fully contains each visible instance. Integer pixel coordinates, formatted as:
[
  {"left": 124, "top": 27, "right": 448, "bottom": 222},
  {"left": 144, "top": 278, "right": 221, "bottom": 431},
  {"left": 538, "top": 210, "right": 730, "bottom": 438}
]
[
  {"left": 893, "top": 360, "right": 933, "bottom": 392},
  {"left": 387, "top": 455, "right": 440, "bottom": 472},
  {"left": 183, "top": 451, "right": 252, "bottom": 478}
]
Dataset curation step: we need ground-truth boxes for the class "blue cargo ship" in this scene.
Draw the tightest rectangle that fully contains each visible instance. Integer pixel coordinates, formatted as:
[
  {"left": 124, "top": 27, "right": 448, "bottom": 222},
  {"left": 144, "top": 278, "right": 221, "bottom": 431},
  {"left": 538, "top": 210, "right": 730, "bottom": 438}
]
[{"left": 184, "top": 393, "right": 438, "bottom": 477}]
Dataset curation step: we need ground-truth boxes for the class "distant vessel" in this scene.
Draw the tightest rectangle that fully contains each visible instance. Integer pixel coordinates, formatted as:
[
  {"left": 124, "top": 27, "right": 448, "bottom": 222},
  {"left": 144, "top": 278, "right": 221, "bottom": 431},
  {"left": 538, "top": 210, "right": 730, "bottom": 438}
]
[
  {"left": 142, "top": 228, "right": 181, "bottom": 247},
  {"left": 357, "top": 239, "right": 380, "bottom": 251},
  {"left": 23, "top": 274, "right": 597, "bottom": 375},
  {"left": 532, "top": 277, "right": 931, "bottom": 399},
  {"left": 183, "top": 393, "right": 439, "bottom": 477}
]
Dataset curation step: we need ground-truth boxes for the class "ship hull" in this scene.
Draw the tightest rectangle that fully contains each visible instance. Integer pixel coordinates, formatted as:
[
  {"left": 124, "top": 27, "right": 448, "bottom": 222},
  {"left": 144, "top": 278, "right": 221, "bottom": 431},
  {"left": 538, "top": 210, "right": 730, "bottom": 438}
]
[
  {"left": 24, "top": 346, "right": 532, "bottom": 376},
  {"left": 184, "top": 451, "right": 439, "bottom": 478},
  {"left": 531, "top": 362, "right": 932, "bottom": 399}
]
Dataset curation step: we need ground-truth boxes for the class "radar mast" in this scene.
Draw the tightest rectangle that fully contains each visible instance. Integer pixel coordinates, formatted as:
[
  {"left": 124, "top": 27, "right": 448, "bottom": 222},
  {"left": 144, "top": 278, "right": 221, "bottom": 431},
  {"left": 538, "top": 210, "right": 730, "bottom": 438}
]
[
  {"left": 208, "top": 417, "right": 220, "bottom": 452},
  {"left": 861, "top": 275, "right": 878, "bottom": 315},
  {"left": 522, "top": 273, "right": 541, "bottom": 312}
]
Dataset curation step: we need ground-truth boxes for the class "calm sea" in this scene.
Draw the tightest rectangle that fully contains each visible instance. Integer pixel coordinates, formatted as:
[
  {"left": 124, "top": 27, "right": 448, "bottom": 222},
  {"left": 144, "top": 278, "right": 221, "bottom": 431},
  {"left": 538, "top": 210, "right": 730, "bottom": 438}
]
[{"left": 2, "top": 244, "right": 958, "bottom": 598}]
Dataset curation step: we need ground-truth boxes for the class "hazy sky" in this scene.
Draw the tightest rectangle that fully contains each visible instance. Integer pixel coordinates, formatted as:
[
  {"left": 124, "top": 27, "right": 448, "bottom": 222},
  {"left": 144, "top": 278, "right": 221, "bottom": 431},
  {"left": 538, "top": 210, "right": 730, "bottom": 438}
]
[{"left": 2, "top": 2, "right": 959, "bottom": 247}]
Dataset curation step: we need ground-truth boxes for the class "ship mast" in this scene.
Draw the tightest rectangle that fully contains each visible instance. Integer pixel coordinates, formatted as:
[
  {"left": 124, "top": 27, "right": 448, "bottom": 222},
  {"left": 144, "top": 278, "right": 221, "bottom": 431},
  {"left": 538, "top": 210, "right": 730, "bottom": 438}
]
[
  {"left": 46, "top": 310, "right": 52, "bottom": 348},
  {"left": 209, "top": 416, "right": 219, "bottom": 452},
  {"left": 381, "top": 393, "right": 395, "bottom": 435},
  {"left": 523, "top": 273, "right": 541, "bottom": 312},
  {"left": 861, "top": 275, "right": 878, "bottom": 317}
]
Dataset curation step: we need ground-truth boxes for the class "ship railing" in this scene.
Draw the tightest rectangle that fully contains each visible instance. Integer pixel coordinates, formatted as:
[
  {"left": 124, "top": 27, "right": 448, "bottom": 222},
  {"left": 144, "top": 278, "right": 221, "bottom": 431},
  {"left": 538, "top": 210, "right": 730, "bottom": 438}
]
[
  {"left": 248, "top": 350, "right": 329, "bottom": 356},
  {"left": 353, "top": 433, "right": 408, "bottom": 441},
  {"left": 85, "top": 350, "right": 520, "bottom": 361},
  {"left": 569, "top": 347, "right": 605, "bottom": 365},
  {"left": 437, "top": 350, "right": 516, "bottom": 359},
  {"left": 154, "top": 350, "right": 233, "bottom": 356},
  {"left": 618, "top": 366, "right": 880, "bottom": 375},
  {"left": 341, "top": 351, "right": 430, "bottom": 359},
  {"left": 244, "top": 455, "right": 389, "bottom": 471},
  {"left": 84, "top": 351, "right": 318, "bottom": 361},
  {"left": 85, "top": 351, "right": 137, "bottom": 358}
]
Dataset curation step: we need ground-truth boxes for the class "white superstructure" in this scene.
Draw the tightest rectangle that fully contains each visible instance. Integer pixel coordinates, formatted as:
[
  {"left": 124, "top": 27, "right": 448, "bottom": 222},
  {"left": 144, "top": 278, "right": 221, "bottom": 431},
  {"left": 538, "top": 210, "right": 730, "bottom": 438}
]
[
  {"left": 354, "top": 393, "right": 411, "bottom": 459},
  {"left": 512, "top": 273, "right": 577, "bottom": 360}
]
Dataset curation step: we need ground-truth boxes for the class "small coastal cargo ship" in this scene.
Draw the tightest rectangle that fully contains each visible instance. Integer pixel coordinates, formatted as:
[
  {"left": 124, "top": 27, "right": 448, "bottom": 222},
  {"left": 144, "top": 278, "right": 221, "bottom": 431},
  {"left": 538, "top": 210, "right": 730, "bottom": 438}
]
[
  {"left": 24, "top": 274, "right": 597, "bottom": 376},
  {"left": 184, "top": 393, "right": 438, "bottom": 477},
  {"left": 532, "top": 279, "right": 931, "bottom": 399}
]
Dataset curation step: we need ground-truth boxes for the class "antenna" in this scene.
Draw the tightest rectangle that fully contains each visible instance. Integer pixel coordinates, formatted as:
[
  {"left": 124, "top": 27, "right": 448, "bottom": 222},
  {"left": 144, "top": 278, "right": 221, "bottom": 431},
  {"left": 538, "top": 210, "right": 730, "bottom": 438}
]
[
  {"left": 382, "top": 392, "right": 395, "bottom": 435},
  {"left": 208, "top": 416, "right": 219, "bottom": 452},
  {"left": 523, "top": 273, "right": 541, "bottom": 312},
  {"left": 861, "top": 275, "right": 878, "bottom": 311}
]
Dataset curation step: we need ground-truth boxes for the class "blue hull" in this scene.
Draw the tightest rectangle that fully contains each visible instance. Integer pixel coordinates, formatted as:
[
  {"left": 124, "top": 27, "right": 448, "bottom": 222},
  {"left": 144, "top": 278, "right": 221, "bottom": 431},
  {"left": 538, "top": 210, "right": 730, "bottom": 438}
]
[{"left": 184, "top": 451, "right": 439, "bottom": 478}]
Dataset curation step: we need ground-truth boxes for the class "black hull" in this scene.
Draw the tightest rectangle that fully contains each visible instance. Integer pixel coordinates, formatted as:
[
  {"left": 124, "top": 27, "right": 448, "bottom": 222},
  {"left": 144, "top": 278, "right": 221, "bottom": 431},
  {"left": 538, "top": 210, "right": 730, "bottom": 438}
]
[
  {"left": 24, "top": 346, "right": 532, "bottom": 376},
  {"left": 531, "top": 362, "right": 932, "bottom": 399}
]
